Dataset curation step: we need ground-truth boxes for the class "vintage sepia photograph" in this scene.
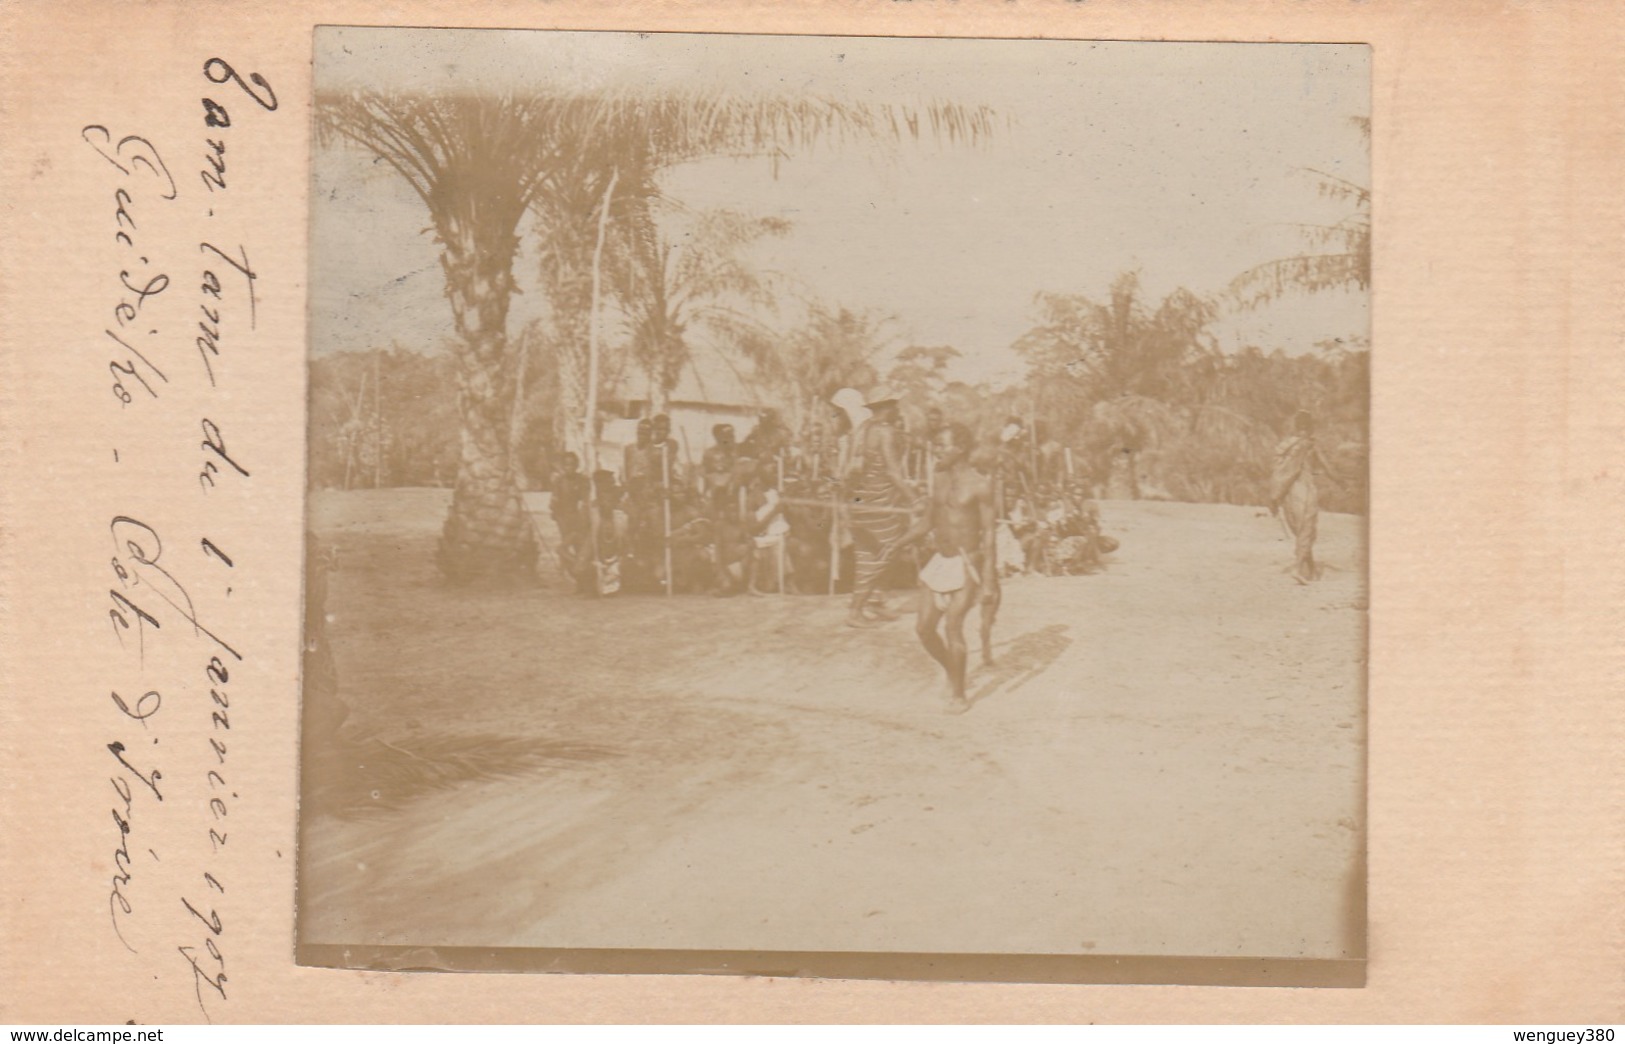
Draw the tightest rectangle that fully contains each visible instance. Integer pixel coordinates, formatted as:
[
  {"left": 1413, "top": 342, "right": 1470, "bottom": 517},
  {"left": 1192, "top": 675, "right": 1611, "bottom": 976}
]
[{"left": 298, "top": 27, "right": 1369, "bottom": 981}]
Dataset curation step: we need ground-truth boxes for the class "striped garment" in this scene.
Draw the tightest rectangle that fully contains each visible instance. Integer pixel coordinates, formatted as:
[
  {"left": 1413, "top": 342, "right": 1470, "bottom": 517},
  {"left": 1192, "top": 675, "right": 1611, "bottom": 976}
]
[{"left": 849, "top": 422, "right": 912, "bottom": 590}]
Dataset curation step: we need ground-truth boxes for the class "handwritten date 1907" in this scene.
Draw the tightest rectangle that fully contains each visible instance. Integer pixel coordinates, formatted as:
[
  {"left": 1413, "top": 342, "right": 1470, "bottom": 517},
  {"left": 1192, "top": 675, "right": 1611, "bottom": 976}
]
[{"left": 178, "top": 650, "right": 235, "bottom": 1019}]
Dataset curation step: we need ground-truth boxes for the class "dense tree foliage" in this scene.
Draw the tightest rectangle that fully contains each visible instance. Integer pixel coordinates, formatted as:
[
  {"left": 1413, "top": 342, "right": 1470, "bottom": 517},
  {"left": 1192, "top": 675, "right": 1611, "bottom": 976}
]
[
  {"left": 314, "top": 87, "right": 1366, "bottom": 545},
  {"left": 315, "top": 87, "right": 993, "bottom": 583}
]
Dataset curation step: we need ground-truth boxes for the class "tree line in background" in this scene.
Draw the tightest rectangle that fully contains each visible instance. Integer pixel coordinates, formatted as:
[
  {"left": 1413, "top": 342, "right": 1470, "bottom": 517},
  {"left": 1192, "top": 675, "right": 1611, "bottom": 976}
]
[
  {"left": 313, "top": 85, "right": 1367, "bottom": 582},
  {"left": 310, "top": 279, "right": 1368, "bottom": 515},
  {"left": 316, "top": 86, "right": 995, "bottom": 582}
]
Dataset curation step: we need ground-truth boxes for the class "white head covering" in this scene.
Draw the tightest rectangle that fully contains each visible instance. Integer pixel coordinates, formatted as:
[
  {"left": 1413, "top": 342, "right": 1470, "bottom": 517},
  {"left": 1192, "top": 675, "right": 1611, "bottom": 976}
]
[{"left": 830, "top": 387, "right": 871, "bottom": 427}]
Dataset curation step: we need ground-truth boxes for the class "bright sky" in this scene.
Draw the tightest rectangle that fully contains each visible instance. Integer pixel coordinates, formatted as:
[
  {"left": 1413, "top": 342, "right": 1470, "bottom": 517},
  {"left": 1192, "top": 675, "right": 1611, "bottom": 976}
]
[{"left": 309, "top": 28, "right": 1369, "bottom": 385}]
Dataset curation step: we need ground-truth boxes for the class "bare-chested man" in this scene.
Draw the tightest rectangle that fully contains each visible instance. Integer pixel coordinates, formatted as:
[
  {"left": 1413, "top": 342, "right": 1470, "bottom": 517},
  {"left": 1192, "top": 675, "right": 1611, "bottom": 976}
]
[
  {"left": 887, "top": 422, "right": 999, "bottom": 714},
  {"left": 650, "top": 413, "right": 680, "bottom": 488},
  {"left": 623, "top": 418, "right": 656, "bottom": 501}
]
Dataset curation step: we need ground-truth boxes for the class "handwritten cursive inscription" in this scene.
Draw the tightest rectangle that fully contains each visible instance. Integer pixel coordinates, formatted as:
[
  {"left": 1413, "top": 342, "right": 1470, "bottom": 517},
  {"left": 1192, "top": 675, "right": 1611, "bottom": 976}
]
[
  {"left": 197, "top": 418, "right": 251, "bottom": 491},
  {"left": 194, "top": 243, "right": 257, "bottom": 386},
  {"left": 85, "top": 127, "right": 176, "bottom": 408},
  {"left": 105, "top": 730, "right": 166, "bottom": 955},
  {"left": 111, "top": 516, "right": 242, "bottom": 663},
  {"left": 177, "top": 647, "right": 235, "bottom": 1016},
  {"left": 86, "top": 56, "right": 278, "bottom": 1022}
]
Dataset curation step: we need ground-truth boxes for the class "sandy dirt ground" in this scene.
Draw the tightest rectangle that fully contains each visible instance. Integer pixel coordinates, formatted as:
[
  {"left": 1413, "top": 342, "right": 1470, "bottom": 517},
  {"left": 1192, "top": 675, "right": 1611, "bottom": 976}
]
[{"left": 299, "top": 488, "right": 1365, "bottom": 961}]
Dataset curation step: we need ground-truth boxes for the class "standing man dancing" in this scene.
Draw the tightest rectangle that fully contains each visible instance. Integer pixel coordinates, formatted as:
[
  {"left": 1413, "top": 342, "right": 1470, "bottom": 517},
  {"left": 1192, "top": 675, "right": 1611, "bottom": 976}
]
[{"left": 887, "top": 422, "right": 999, "bottom": 714}]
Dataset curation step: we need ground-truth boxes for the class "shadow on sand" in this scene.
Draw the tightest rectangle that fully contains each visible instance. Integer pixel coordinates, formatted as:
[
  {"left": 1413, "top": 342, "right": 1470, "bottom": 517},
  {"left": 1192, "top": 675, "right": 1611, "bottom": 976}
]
[
  {"left": 304, "top": 731, "right": 620, "bottom": 818},
  {"left": 969, "top": 622, "right": 1073, "bottom": 707}
]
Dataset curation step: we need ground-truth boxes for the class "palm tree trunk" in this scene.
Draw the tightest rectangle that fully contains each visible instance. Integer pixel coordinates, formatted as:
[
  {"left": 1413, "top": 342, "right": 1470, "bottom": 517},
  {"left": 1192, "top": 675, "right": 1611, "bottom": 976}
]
[
  {"left": 435, "top": 218, "right": 536, "bottom": 585},
  {"left": 553, "top": 302, "right": 590, "bottom": 454},
  {"left": 540, "top": 198, "right": 598, "bottom": 459}
]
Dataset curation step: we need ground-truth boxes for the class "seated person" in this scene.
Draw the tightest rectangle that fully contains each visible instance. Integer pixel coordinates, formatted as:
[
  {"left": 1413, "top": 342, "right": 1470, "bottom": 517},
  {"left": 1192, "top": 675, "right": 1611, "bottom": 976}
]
[{"left": 743, "top": 461, "right": 794, "bottom": 595}]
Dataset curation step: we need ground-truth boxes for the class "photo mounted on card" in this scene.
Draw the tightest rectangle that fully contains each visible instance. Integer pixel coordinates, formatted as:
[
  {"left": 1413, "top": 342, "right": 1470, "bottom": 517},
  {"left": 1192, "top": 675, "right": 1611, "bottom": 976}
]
[{"left": 296, "top": 26, "right": 1369, "bottom": 986}]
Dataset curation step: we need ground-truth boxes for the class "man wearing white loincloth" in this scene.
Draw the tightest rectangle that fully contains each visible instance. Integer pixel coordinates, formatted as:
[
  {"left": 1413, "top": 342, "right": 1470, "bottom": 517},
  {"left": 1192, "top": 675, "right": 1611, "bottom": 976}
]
[{"left": 886, "top": 422, "right": 1000, "bottom": 714}]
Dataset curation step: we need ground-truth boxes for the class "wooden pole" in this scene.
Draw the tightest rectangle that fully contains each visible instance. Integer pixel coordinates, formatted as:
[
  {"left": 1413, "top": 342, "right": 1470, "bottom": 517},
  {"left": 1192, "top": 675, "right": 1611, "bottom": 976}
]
[
  {"left": 661, "top": 443, "right": 673, "bottom": 598},
  {"left": 582, "top": 167, "right": 619, "bottom": 591},
  {"left": 777, "top": 496, "right": 910, "bottom": 514},
  {"left": 584, "top": 166, "right": 619, "bottom": 479},
  {"left": 1028, "top": 393, "right": 1039, "bottom": 487},
  {"left": 775, "top": 449, "right": 786, "bottom": 595},
  {"left": 373, "top": 349, "right": 383, "bottom": 489},
  {"left": 507, "top": 327, "right": 531, "bottom": 474},
  {"left": 776, "top": 517, "right": 786, "bottom": 596},
  {"left": 828, "top": 489, "right": 839, "bottom": 596}
]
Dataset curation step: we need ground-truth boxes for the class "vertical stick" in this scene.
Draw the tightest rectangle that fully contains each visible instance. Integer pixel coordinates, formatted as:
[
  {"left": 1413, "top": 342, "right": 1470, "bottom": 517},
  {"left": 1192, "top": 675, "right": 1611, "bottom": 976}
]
[
  {"left": 1028, "top": 393, "right": 1039, "bottom": 487},
  {"left": 774, "top": 453, "right": 786, "bottom": 597},
  {"left": 507, "top": 327, "right": 531, "bottom": 470},
  {"left": 1065, "top": 446, "right": 1075, "bottom": 480},
  {"left": 737, "top": 482, "right": 749, "bottom": 594},
  {"left": 662, "top": 443, "right": 673, "bottom": 598},
  {"left": 828, "top": 489, "right": 839, "bottom": 596},
  {"left": 583, "top": 166, "right": 619, "bottom": 584},
  {"left": 373, "top": 349, "right": 383, "bottom": 489},
  {"left": 584, "top": 166, "right": 619, "bottom": 479}
]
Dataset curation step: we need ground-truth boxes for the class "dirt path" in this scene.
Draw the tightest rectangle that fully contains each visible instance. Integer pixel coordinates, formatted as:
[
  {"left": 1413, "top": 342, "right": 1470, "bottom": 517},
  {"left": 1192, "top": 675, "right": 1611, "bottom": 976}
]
[{"left": 300, "top": 490, "right": 1364, "bottom": 961}]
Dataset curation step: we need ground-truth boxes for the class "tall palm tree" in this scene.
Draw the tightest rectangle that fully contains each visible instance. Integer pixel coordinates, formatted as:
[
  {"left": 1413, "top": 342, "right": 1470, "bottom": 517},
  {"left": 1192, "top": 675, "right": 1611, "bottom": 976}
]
[
  {"left": 316, "top": 88, "right": 994, "bottom": 583},
  {"left": 760, "top": 303, "right": 899, "bottom": 434},
  {"left": 529, "top": 160, "right": 624, "bottom": 456},
  {"left": 1015, "top": 274, "right": 1218, "bottom": 418},
  {"left": 1014, "top": 273, "right": 1246, "bottom": 497},
  {"left": 613, "top": 205, "right": 792, "bottom": 412},
  {"left": 535, "top": 92, "right": 995, "bottom": 467},
  {"left": 315, "top": 92, "right": 574, "bottom": 583}
]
